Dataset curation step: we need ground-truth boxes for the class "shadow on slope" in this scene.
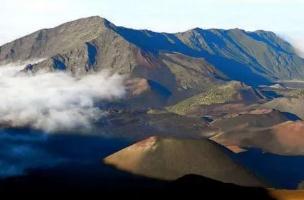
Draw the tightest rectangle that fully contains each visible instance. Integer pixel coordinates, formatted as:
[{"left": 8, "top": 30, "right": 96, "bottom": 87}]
[{"left": 115, "top": 27, "right": 272, "bottom": 86}]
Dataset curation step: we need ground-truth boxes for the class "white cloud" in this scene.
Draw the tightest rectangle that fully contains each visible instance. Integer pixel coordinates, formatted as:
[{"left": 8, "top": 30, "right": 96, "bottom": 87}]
[
  {"left": 290, "top": 39, "right": 304, "bottom": 58},
  {"left": 0, "top": 62, "right": 126, "bottom": 133},
  {"left": 280, "top": 33, "right": 304, "bottom": 58}
]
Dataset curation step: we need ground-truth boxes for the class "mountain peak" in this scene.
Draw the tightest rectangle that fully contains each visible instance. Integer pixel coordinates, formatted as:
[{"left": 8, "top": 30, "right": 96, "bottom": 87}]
[
  {"left": 0, "top": 16, "right": 116, "bottom": 63},
  {"left": 61, "top": 15, "right": 114, "bottom": 27}
]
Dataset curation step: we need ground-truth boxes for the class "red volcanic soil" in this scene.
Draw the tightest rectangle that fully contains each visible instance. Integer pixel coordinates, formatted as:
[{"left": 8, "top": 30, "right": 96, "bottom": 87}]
[
  {"left": 104, "top": 136, "right": 264, "bottom": 187},
  {"left": 272, "top": 121, "right": 304, "bottom": 151},
  {"left": 212, "top": 120, "right": 304, "bottom": 156}
]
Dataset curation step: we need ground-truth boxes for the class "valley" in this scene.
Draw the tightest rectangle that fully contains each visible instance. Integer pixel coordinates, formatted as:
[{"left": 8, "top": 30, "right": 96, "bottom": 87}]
[{"left": 0, "top": 16, "right": 304, "bottom": 198}]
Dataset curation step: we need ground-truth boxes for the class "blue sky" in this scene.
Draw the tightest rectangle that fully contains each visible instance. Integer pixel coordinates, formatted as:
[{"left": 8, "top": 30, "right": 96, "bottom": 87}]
[{"left": 1, "top": 0, "right": 304, "bottom": 47}]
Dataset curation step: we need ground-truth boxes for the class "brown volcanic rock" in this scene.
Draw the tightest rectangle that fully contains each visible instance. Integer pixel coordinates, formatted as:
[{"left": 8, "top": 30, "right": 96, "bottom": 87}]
[
  {"left": 263, "top": 97, "right": 304, "bottom": 120},
  {"left": 211, "top": 109, "right": 289, "bottom": 133},
  {"left": 104, "top": 136, "right": 264, "bottom": 187},
  {"left": 193, "top": 103, "right": 254, "bottom": 118},
  {"left": 271, "top": 121, "right": 304, "bottom": 153},
  {"left": 212, "top": 120, "right": 304, "bottom": 155},
  {"left": 98, "top": 110, "right": 217, "bottom": 140}
]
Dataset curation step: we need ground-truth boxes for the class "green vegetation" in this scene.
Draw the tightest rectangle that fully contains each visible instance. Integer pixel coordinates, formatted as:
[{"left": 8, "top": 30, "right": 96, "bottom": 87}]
[{"left": 166, "top": 82, "right": 240, "bottom": 115}]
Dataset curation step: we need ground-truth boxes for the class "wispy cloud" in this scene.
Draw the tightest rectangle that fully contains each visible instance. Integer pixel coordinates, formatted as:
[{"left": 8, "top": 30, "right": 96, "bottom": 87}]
[
  {"left": 0, "top": 62, "right": 126, "bottom": 133},
  {"left": 282, "top": 34, "right": 304, "bottom": 58}
]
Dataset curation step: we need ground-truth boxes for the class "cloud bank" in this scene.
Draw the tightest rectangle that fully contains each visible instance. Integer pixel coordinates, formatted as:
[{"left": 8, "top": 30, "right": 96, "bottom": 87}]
[
  {"left": 282, "top": 34, "right": 304, "bottom": 58},
  {"left": 0, "top": 63, "right": 126, "bottom": 133},
  {"left": 291, "top": 38, "right": 304, "bottom": 58}
]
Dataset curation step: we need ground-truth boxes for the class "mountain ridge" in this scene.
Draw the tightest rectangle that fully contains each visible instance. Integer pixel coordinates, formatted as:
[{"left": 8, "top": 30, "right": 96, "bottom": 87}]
[{"left": 1, "top": 16, "right": 304, "bottom": 90}]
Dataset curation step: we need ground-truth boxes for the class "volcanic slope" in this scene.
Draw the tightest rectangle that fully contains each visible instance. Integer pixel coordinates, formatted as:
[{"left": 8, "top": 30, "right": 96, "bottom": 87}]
[{"left": 104, "top": 136, "right": 265, "bottom": 187}]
